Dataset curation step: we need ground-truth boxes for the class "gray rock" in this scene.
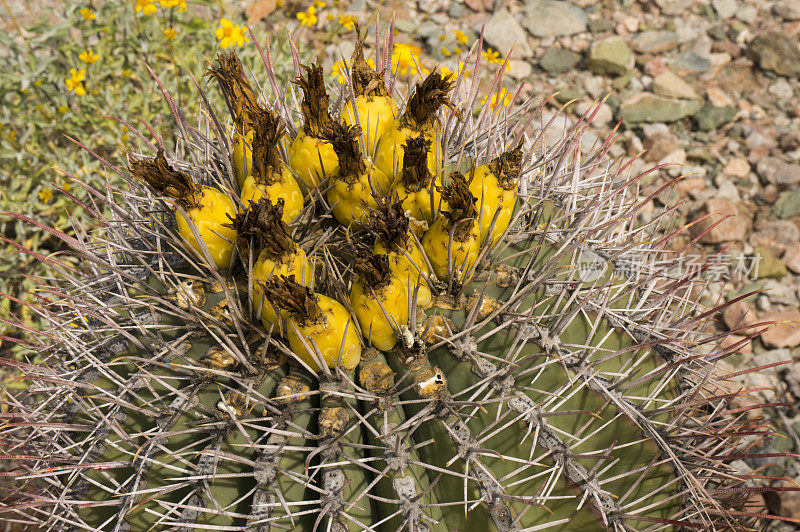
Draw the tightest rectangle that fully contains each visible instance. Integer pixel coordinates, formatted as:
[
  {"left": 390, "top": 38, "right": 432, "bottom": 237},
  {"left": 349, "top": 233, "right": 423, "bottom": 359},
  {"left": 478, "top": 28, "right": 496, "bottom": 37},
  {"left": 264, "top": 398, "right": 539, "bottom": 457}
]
[
  {"left": 620, "top": 93, "right": 701, "bottom": 126},
  {"left": 749, "top": 31, "right": 800, "bottom": 77},
  {"left": 630, "top": 31, "right": 680, "bottom": 54},
  {"left": 539, "top": 48, "right": 580, "bottom": 75},
  {"left": 756, "top": 157, "right": 800, "bottom": 188},
  {"left": 448, "top": 2, "right": 465, "bottom": 18},
  {"left": 774, "top": 0, "right": 800, "bottom": 20},
  {"left": 588, "top": 18, "right": 614, "bottom": 33},
  {"left": 587, "top": 36, "right": 633, "bottom": 76},
  {"left": 654, "top": 0, "right": 695, "bottom": 16},
  {"left": 669, "top": 51, "right": 713, "bottom": 76},
  {"left": 694, "top": 105, "right": 737, "bottom": 131},
  {"left": 712, "top": 0, "right": 738, "bottom": 18},
  {"left": 483, "top": 9, "right": 534, "bottom": 59},
  {"left": 575, "top": 99, "right": 613, "bottom": 126},
  {"left": 773, "top": 189, "right": 800, "bottom": 219},
  {"left": 735, "top": 5, "right": 758, "bottom": 23},
  {"left": 507, "top": 59, "right": 533, "bottom": 80},
  {"left": 769, "top": 79, "right": 795, "bottom": 99},
  {"left": 522, "top": 1, "right": 588, "bottom": 38}
]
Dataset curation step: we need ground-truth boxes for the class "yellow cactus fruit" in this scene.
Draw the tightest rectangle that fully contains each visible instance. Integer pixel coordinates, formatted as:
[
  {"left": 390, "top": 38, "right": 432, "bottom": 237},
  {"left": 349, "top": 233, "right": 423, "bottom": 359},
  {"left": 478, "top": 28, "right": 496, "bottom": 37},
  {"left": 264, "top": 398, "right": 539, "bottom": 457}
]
[
  {"left": 224, "top": 198, "right": 313, "bottom": 333},
  {"left": 288, "top": 63, "right": 339, "bottom": 190},
  {"left": 232, "top": 128, "right": 253, "bottom": 188},
  {"left": 375, "top": 69, "right": 457, "bottom": 179},
  {"left": 264, "top": 276, "right": 361, "bottom": 371},
  {"left": 324, "top": 121, "right": 390, "bottom": 227},
  {"left": 469, "top": 143, "right": 524, "bottom": 247},
  {"left": 206, "top": 51, "right": 261, "bottom": 188},
  {"left": 239, "top": 107, "right": 304, "bottom": 223},
  {"left": 422, "top": 171, "right": 481, "bottom": 282},
  {"left": 130, "top": 149, "right": 237, "bottom": 269},
  {"left": 391, "top": 136, "right": 443, "bottom": 229},
  {"left": 341, "top": 24, "right": 397, "bottom": 157},
  {"left": 289, "top": 130, "right": 339, "bottom": 190},
  {"left": 349, "top": 246, "right": 409, "bottom": 351},
  {"left": 343, "top": 95, "right": 397, "bottom": 157},
  {"left": 370, "top": 200, "right": 432, "bottom": 308}
]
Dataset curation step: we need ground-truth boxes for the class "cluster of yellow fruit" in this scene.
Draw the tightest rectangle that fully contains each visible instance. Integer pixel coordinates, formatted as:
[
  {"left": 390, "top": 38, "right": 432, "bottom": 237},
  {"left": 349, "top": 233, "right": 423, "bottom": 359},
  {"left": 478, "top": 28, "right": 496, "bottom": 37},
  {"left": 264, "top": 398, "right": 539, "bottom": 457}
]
[{"left": 129, "top": 37, "right": 523, "bottom": 375}]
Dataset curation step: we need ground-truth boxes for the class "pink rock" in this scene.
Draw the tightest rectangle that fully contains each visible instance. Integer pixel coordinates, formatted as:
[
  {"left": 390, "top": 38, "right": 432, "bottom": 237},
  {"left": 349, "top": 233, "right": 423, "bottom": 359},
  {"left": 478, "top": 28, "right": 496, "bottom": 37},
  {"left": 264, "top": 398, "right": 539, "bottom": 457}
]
[
  {"left": 723, "top": 157, "right": 750, "bottom": 179},
  {"left": 784, "top": 243, "right": 800, "bottom": 274},
  {"left": 759, "top": 310, "right": 800, "bottom": 348},
  {"left": 723, "top": 300, "right": 759, "bottom": 332},
  {"left": 690, "top": 198, "right": 749, "bottom": 244},
  {"left": 719, "top": 333, "right": 753, "bottom": 354},
  {"left": 674, "top": 176, "right": 706, "bottom": 197}
]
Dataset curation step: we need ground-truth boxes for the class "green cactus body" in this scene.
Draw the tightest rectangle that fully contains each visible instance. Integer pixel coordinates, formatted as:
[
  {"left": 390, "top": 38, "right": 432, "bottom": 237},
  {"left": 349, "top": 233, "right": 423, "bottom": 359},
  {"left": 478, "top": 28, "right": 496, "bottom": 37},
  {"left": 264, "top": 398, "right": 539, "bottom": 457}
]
[{"left": 2, "top": 29, "right": 788, "bottom": 532}]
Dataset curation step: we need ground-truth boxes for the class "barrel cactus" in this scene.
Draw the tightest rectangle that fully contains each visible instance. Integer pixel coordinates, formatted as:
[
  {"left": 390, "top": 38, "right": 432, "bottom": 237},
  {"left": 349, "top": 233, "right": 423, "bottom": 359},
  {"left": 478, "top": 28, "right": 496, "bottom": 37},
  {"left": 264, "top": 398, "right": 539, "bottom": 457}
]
[{"left": 2, "top": 26, "right": 794, "bottom": 531}]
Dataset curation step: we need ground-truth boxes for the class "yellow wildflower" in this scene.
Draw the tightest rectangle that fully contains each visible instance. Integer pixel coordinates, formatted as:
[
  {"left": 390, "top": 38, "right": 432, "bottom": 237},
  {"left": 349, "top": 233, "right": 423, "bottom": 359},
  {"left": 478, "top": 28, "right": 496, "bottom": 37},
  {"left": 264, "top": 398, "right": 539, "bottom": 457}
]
[
  {"left": 391, "top": 43, "right": 427, "bottom": 77},
  {"left": 338, "top": 14, "right": 356, "bottom": 30},
  {"left": 326, "top": 13, "right": 334, "bottom": 21},
  {"left": 277, "top": 0, "right": 284, "bottom": 6},
  {"left": 163, "top": 27, "right": 177, "bottom": 41},
  {"left": 135, "top": 0, "right": 158, "bottom": 15},
  {"left": 481, "top": 48, "right": 501, "bottom": 64},
  {"left": 58, "top": 105, "right": 69, "bottom": 114},
  {"left": 38, "top": 188, "right": 53, "bottom": 204},
  {"left": 79, "top": 50, "right": 99, "bottom": 64},
  {"left": 454, "top": 29, "right": 468, "bottom": 45},
  {"left": 313, "top": 0, "right": 326, "bottom": 6},
  {"left": 122, "top": 69, "right": 132, "bottom": 78},
  {"left": 454, "top": 46, "right": 463, "bottom": 54},
  {"left": 66, "top": 68, "right": 87, "bottom": 96},
  {"left": 440, "top": 62, "right": 469, "bottom": 83},
  {"left": 69, "top": 68, "right": 86, "bottom": 82},
  {"left": 63, "top": 182, "right": 72, "bottom": 192},
  {"left": 441, "top": 46, "right": 451, "bottom": 56},
  {"left": 297, "top": 6, "right": 317, "bottom": 27},
  {"left": 178, "top": 0, "right": 186, "bottom": 12},
  {"left": 439, "top": 34, "right": 446, "bottom": 41},
  {"left": 34, "top": 80, "right": 42, "bottom": 87},
  {"left": 79, "top": 7, "right": 96, "bottom": 20},
  {"left": 481, "top": 87, "right": 513, "bottom": 109},
  {"left": 215, "top": 19, "right": 249, "bottom": 48},
  {"left": 159, "top": 0, "right": 179, "bottom": 7},
  {"left": 7, "top": 130, "right": 17, "bottom": 141}
]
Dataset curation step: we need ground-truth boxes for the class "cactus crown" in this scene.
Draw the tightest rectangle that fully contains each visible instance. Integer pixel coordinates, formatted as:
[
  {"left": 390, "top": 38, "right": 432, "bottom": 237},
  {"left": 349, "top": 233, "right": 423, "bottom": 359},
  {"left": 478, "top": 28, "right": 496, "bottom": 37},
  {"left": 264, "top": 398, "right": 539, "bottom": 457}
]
[
  {"left": 489, "top": 142, "right": 525, "bottom": 190},
  {"left": 206, "top": 51, "right": 259, "bottom": 129},
  {"left": 350, "top": 23, "right": 388, "bottom": 98},
  {"left": 250, "top": 107, "right": 285, "bottom": 182},
  {"left": 400, "top": 69, "right": 456, "bottom": 129},
  {"left": 369, "top": 199, "right": 411, "bottom": 252},
  {"left": 400, "top": 135, "right": 433, "bottom": 192},
  {"left": 225, "top": 198, "right": 294, "bottom": 258},
  {"left": 441, "top": 171, "right": 477, "bottom": 238},
  {"left": 353, "top": 244, "right": 392, "bottom": 289},
  {"left": 296, "top": 62, "right": 332, "bottom": 138},
  {"left": 262, "top": 275, "right": 321, "bottom": 325},
  {"left": 129, "top": 148, "right": 200, "bottom": 209},
  {"left": 324, "top": 120, "right": 366, "bottom": 181},
  {"left": 3, "top": 23, "right": 792, "bottom": 532}
]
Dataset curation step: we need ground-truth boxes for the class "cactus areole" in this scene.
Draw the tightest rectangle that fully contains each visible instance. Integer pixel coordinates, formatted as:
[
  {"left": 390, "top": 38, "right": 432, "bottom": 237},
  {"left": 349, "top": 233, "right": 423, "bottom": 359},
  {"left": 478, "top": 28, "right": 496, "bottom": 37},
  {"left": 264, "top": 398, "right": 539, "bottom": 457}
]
[{"left": 3, "top": 26, "right": 794, "bottom": 532}]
